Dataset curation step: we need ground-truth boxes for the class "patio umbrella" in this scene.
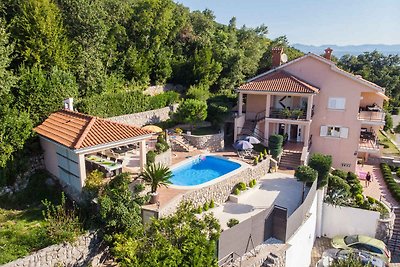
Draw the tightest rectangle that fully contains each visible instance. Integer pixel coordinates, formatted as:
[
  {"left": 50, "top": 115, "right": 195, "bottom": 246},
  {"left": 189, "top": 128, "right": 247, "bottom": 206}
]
[
  {"left": 233, "top": 140, "right": 254, "bottom": 150},
  {"left": 245, "top": 136, "right": 260, "bottom": 144},
  {"left": 142, "top": 125, "right": 163, "bottom": 133}
]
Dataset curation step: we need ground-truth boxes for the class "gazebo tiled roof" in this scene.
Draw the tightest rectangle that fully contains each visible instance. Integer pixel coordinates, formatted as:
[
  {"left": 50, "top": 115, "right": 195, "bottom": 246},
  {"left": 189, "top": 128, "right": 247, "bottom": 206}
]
[
  {"left": 238, "top": 70, "right": 319, "bottom": 94},
  {"left": 34, "top": 109, "right": 153, "bottom": 149}
]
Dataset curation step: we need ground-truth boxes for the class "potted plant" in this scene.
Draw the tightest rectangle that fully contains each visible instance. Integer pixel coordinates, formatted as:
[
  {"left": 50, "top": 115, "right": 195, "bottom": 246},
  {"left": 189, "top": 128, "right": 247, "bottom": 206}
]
[
  {"left": 175, "top": 128, "right": 183, "bottom": 135},
  {"left": 291, "top": 109, "right": 304, "bottom": 119},
  {"left": 263, "top": 148, "right": 268, "bottom": 159},
  {"left": 139, "top": 163, "right": 172, "bottom": 204},
  {"left": 253, "top": 155, "right": 259, "bottom": 165},
  {"left": 280, "top": 108, "right": 291, "bottom": 118}
]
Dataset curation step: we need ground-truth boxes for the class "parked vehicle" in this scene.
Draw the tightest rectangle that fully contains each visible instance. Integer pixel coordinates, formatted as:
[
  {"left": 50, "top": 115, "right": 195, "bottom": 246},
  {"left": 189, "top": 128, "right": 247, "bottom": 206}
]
[
  {"left": 316, "top": 248, "right": 385, "bottom": 267},
  {"left": 331, "top": 235, "right": 391, "bottom": 263}
]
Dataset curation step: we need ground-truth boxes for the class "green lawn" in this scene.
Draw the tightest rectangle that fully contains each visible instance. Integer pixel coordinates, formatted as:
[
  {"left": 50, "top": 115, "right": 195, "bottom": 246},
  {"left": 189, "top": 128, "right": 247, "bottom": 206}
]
[
  {"left": 378, "top": 130, "right": 400, "bottom": 156},
  {"left": 0, "top": 170, "right": 63, "bottom": 264},
  {"left": 0, "top": 208, "right": 52, "bottom": 264},
  {"left": 191, "top": 127, "right": 219, "bottom": 135}
]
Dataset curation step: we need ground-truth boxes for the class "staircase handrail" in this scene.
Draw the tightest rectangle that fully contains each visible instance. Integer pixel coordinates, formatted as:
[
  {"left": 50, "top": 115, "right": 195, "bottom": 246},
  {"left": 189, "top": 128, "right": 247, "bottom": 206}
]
[
  {"left": 236, "top": 126, "right": 267, "bottom": 144},
  {"left": 218, "top": 251, "right": 242, "bottom": 267},
  {"left": 169, "top": 135, "right": 190, "bottom": 151},
  {"left": 255, "top": 110, "right": 267, "bottom": 122}
]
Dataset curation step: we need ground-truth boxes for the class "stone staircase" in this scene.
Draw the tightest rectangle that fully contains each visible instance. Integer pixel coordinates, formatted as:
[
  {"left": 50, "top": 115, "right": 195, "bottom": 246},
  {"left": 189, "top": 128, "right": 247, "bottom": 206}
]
[
  {"left": 388, "top": 207, "right": 400, "bottom": 262},
  {"left": 239, "top": 120, "right": 256, "bottom": 137},
  {"left": 169, "top": 135, "right": 196, "bottom": 152},
  {"left": 279, "top": 150, "right": 302, "bottom": 170}
]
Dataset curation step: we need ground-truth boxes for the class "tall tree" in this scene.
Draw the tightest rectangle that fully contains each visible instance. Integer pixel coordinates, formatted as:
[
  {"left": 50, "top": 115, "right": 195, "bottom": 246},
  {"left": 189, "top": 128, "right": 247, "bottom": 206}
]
[
  {"left": 10, "top": 0, "right": 70, "bottom": 70},
  {"left": 0, "top": 19, "right": 32, "bottom": 168}
]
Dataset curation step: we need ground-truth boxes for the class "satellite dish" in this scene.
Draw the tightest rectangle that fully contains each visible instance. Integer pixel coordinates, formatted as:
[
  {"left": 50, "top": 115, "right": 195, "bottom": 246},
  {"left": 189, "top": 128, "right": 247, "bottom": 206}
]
[{"left": 281, "top": 53, "right": 288, "bottom": 63}]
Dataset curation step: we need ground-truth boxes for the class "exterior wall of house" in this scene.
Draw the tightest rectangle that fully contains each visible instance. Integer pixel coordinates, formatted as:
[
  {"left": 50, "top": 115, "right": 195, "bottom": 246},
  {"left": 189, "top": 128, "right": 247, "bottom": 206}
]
[
  {"left": 246, "top": 94, "right": 266, "bottom": 120},
  {"left": 40, "top": 137, "right": 83, "bottom": 193},
  {"left": 360, "top": 92, "right": 384, "bottom": 107},
  {"left": 40, "top": 137, "right": 59, "bottom": 177},
  {"left": 283, "top": 56, "right": 385, "bottom": 171}
]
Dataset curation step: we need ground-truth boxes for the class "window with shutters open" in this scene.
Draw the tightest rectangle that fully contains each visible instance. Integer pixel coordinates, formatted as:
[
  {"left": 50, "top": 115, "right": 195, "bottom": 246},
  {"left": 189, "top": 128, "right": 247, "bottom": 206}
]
[
  {"left": 328, "top": 97, "right": 346, "bottom": 110},
  {"left": 320, "top": 125, "right": 349, "bottom": 138}
]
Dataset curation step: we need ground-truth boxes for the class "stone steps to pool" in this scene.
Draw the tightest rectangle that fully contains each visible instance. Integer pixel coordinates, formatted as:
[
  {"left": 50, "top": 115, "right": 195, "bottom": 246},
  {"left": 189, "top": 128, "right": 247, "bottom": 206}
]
[{"left": 170, "top": 135, "right": 196, "bottom": 152}]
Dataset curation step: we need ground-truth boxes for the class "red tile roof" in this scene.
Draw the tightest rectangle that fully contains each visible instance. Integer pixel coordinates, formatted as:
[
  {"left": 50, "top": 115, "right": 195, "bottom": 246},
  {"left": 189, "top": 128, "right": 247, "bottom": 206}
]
[
  {"left": 34, "top": 109, "right": 153, "bottom": 149},
  {"left": 238, "top": 70, "right": 319, "bottom": 93}
]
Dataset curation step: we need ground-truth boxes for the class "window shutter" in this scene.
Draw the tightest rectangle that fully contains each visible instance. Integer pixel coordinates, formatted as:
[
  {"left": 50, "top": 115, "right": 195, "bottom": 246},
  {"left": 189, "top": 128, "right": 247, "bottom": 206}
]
[
  {"left": 340, "top": 127, "right": 349, "bottom": 138},
  {"left": 320, "top": 126, "right": 328, "bottom": 136}
]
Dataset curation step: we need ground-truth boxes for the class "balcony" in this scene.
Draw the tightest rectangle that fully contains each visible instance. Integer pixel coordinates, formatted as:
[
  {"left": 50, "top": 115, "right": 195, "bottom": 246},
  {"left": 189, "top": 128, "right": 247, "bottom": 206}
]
[
  {"left": 358, "top": 131, "right": 380, "bottom": 153},
  {"left": 358, "top": 105, "right": 385, "bottom": 125},
  {"left": 268, "top": 108, "right": 307, "bottom": 120}
]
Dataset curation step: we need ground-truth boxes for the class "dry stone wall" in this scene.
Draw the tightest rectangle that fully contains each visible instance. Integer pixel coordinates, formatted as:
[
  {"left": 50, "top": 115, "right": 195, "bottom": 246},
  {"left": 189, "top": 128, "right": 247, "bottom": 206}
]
[
  {"left": 107, "top": 104, "right": 179, "bottom": 127},
  {"left": 154, "top": 149, "right": 172, "bottom": 167},
  {"left": 183, "top": 132, "right": 224, "bottom": 152},
  {"left": 181, "top": 158, "right": 270, "bottom": 207},
  {"left": 3, "top": 232, "right": 103, "bottom": 267}
]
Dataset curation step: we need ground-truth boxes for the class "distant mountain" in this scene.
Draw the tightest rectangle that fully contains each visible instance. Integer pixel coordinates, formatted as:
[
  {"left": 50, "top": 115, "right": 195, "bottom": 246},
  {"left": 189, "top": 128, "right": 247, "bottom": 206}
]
[{"left": 292, "top": 44, "right": 400, "bottom": 58}]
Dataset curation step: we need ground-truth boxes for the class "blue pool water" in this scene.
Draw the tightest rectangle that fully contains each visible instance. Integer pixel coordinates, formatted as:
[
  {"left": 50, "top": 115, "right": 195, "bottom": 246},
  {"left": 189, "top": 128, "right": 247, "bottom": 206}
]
[{"left": 171, "top": 155, "right": 241, "bottom": 186}]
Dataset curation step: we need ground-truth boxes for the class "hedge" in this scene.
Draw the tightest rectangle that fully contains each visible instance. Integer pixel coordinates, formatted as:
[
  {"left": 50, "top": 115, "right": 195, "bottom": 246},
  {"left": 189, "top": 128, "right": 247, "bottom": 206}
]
[{"left": 380, "top": 163, "right": 400, "bottom": 202}]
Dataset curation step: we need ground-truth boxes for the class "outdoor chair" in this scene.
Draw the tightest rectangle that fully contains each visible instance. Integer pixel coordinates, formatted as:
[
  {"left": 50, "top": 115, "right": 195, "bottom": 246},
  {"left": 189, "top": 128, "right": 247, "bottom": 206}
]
[
  {"left": 116, "top": 159, "right": 124, "bottom": 165},
  {"left": 110, "top": 157, "right": 117, "bottom": 162},
  {"left": 243, "top": 149, "right": 253, "bottom": 158}
]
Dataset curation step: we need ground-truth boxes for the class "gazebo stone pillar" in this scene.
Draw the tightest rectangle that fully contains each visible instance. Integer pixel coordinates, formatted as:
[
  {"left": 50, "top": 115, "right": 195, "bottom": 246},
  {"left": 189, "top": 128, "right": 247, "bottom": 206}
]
[{"left": 139, "top": 140, "right": 147, "bottom": 171}]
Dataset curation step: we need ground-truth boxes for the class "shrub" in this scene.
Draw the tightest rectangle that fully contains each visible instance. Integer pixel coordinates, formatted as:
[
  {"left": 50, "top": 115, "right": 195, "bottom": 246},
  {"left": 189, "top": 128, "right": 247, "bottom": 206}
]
[
  {"left": 42, "top": 193, "right": 82, "bottom": 244},
  {"left": 203, "top": 202, "right": 209, "bottom": 211},
  {"left": 367, "top": 196, "right": 376, "bottom": 204},
  {"left": 384, "top": 113, "right": 393, "bottom": 131},
  {"left": 253, "top": 155, "right": 259, "bottom": 165},
  {"left": 196, "top": 206, "right": 203, "bottom": 214},
  {"left": 210, "top": 200, "right": 215, "bottom": 209},
  {"left": 263, "top": 148, "right": 268, "bottom": 157},
  {"left": 268, "top": 134, "right": 283, "bottom": 149},
  {"left": 148, "top": 91, "right": 180, "bottom": 110},
  {"left": 227, "top": 218, "right": 239, "bottom": 228},
  {"left": 249, "top": 179, "right": 256, "bottom": 188},
  {"left": 355, "top": 194, "right": 364, "bottom": 205},
  {"left": 173, "top": 99, "right": 207, "bottom": 128},
  {"left": 175, "top": 128, "right": 183, "bottom": 134},
  {"left": 308, "top": 153, "right": 332, "bottom": 188},
  {"left": 331, "top": 169, "right": 347, "bottom": 180},
  {"left": 186, "top": 84, "right": 210, "bottom": 101},
  {"left": 396, "top": 168, "right": 400, "bottom": 178},
  {"left": 83, "top": 170, "right": 104, "bottom": 201},
  {"left": 134, "top": 183, "right": 145, "bottom": 193},
  {"left": 380, "top": 163, "right": 400, "bottom": 202},
  {"left": 233, "top": 188, "right": 240, "bottom": 195},
  {"left": 146, "top": 150, "right": 156, "bottom": 165},
  {"left": 259, "top": 152, "right": 263, "bottom": 161},
  {"left": 237, "top": 182, "right": 247, "bottom": 191},
  {"left": 328, "top": 175, "right": 351, "bottom": 195}
]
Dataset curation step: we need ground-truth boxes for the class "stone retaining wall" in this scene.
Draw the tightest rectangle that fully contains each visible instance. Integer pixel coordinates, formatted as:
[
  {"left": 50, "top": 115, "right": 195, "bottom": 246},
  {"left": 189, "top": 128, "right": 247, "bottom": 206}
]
[
  {"left": 183, "top": 132, "right": 224, "bottom": 152},
  {"left": 154, "top": 149, "right": 172, "bottom": 167},
  {"left": 375, "top": 212, "right": 395, "bottom": 240},
  {"left": 180, "top": 158, "right": 270, "bottom": 208},
  {"left": 108, "top": 104, "right": 179, "bottom": 127},
  {"left": 143, "top": 84, "right": 185, "bottom": 96},
  {"left": 3, "top": 232, "right": 103, "bottom": 267}
]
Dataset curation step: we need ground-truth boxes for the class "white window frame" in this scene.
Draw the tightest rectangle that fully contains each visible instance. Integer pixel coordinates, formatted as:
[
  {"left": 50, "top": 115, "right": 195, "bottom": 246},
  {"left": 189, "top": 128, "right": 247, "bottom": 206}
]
[
  {"left": 320, "top": 125, "right": 349, "bottom": 138},
  {"left": 328, "top": 97, "right": 346, "bottom": 110}
]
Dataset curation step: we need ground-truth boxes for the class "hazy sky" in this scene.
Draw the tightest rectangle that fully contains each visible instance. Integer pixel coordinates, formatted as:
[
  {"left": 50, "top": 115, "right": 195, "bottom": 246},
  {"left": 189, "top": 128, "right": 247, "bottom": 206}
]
[{"left": 175, "top": 0, "right": 400, "bottom": 45}]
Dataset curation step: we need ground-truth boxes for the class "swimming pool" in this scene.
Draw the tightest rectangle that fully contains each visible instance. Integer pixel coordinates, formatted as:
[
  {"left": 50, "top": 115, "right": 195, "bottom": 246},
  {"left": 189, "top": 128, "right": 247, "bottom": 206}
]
[{"left": 171, "top": 155, "right": 241, "bottom": 186}]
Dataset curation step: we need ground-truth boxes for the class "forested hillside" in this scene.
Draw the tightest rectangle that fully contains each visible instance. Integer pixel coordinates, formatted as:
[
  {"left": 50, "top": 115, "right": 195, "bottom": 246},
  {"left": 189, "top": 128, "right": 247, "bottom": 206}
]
[{"left": 0, "top": 0, "right": 303, "bottom": 182}]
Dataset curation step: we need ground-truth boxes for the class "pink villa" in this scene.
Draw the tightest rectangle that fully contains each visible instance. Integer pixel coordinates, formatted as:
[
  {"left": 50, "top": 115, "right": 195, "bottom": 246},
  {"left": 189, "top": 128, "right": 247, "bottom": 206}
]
[{"left": 234, "top": 48, "right": 388, "bottom": 172}]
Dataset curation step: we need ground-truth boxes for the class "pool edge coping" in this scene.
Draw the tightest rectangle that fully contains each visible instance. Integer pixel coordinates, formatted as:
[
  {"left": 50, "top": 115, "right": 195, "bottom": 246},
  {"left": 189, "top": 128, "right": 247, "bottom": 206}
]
[{"left": 169, "top": 153, "right": 250, "bottom": 190}]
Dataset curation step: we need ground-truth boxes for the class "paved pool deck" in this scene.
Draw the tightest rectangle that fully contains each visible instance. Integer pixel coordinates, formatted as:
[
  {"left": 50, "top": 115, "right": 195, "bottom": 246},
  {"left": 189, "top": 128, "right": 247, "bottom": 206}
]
[{"left": 208, "top": 172, "right": 303, "bottom": 230}]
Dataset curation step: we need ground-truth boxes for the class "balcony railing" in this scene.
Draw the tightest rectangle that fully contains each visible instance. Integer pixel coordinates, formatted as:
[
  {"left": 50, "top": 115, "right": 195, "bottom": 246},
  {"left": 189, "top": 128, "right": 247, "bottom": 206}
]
[
  {"left": 358, "top": 111, "right": 385, "bottom": 122},
  {"left": 269, "top": 108, "right": 307, "bottom": 120},
  {"left": 359, "top": 131, "right": 379, "bottom": 151}
]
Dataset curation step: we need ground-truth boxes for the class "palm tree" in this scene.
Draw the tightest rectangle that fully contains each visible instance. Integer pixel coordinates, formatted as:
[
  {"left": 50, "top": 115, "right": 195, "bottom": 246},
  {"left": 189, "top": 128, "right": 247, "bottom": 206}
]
[{"left": 139, "top": 163, "right": 172, "bottom": 203}]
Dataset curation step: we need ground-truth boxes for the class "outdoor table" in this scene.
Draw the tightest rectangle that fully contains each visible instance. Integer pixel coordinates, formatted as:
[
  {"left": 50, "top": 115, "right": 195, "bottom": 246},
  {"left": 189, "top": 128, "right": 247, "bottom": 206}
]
[{"left": 85, "top": 155, "right": 123, "bottom": 176}]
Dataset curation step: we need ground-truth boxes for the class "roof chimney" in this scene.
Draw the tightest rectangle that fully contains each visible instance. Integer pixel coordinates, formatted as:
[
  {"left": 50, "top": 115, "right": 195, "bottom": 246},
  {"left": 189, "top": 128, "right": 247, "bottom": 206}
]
[
  {"left": 63, "top": 98, "right": 74, "bottom": 111},
  {"left": 324, "top": 47, "right": 333, "bottom": 60},
  {"left": 271, "top": 47, "right": 283, "bottom": 68}
]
